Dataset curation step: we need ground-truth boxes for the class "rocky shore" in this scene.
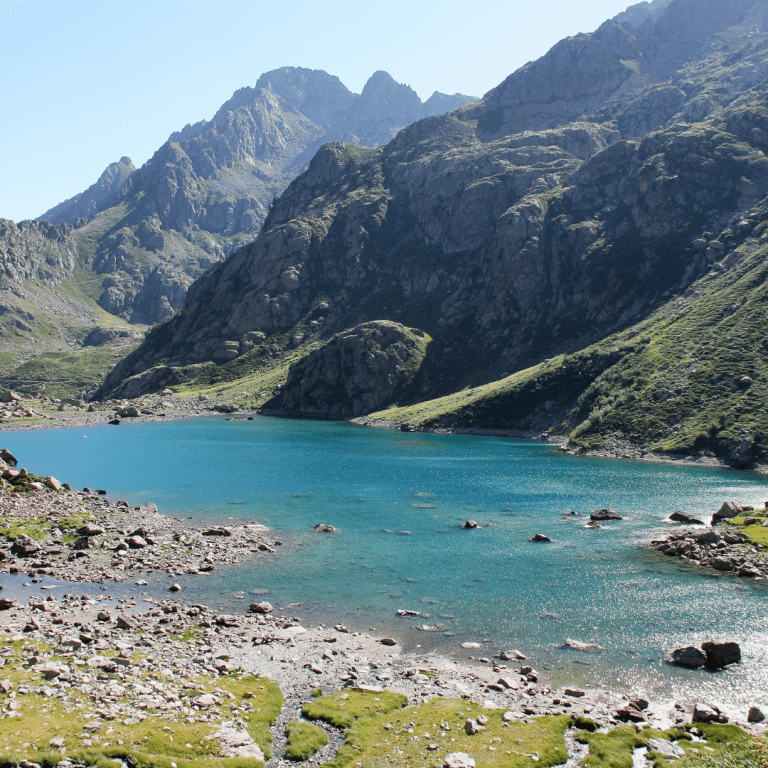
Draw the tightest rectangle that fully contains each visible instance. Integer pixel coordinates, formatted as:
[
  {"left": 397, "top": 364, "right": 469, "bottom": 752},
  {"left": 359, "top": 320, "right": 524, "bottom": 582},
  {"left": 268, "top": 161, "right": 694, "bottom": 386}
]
[
  {"left": 649, "top": 502, "right": 768, "bottom": 579},
  {"left": 0, "top": 390, "right": 259, "bottom": 432},
  {"left": 0, "top": 456, "right": 764, "bottom": 766}
]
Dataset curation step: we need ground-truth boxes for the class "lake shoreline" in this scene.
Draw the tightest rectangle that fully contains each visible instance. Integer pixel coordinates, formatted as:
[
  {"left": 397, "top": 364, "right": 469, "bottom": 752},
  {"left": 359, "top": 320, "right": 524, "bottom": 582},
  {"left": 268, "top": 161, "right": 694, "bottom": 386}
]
[
  {"left": 350, "top": 416, "right": 768, "bottom": 475},
  {"left": 0, "top": 454, "right": 763, "bottom": 753}
]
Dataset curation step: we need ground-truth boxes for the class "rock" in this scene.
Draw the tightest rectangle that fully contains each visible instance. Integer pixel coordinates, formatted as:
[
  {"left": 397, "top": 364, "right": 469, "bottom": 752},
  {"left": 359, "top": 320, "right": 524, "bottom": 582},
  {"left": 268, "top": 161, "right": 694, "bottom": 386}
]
[
  {"left": 78, "top": 523, "right": 105, "bottom": 536},
  {"left": 669, "top": 511, "right": 704, "bottom": 525},
  {"left": 313, "top": 524, "right": 337, "bottom": 533},
  {"left": 462, "top": 520, "right": 479, "bottom": 529},
  {"left": 530, "top": 533, "right": 552, "bottom": 542},
  {"left": 668, "top": 646, "right": 707, "bottom": 668},
  {"left": 108, "top": 418, "right": 121, "bottom": 425},
  {"left": 694, "top": 530, "right": 722, "bottom": 545},
  {"left": 203, "top": 527, "right": 232, "bottom": 536},
  {"left": 0, "top": 449, "right": 18, "bottom": 467},
  {"left": 248, "top": 602, "right": 273, "bottom": 614},
  {"left": 126, "top": 535, "right": 147, "bottom": 549},
  {"left": 616, "top": 705, "right": 646, "bottom": 723},
  {"left": 169, "top": 583, "right": 181, "bottom": 592},
  {"left": 380, "top": 638, "right": 397, "bottom": 646},
  {"left": 115, "top": 615, "right": 134, "bottom": 629},
  {"left": 563, "top": 639, "right": 605, "bottom": 652},
  {"left": 11, "top": 538, "right": 42, "bottom": 557},
  {"left": 464, "top": 718, "right": 482, "bottom": 735},
  {"left": 44, "top": 476, "right": 62, "bottom": 491},
  {"left": 0, "top": 598, "right": 18, "bottom": 610},
  {"left": 701, "top": 641, "right": 741, "bottom": 670},
  {"left": 647, "top": 738, "right": 686, "bottom": 759},
  {"left": 693, "top": 703, "right": 728, "bottom": 724},
  {"left": 444, "top": 753, "right": 476, "bottom": 768},
  {"left": 589, "top": 509, "right": 622, "bottom": 521},
  {"left": 563, "top": 688, "right": 586, "bottom": 697},
  {"left": 714, "top": 501, "right": 743, "bottom": 521},
  {"left": 116, "top": 406, "right": 140, "bottom": 418},
  {"left": 280, "top": 321, "right": 431, "bottom": 418},
  {"left": 748, "top": 706, "right": 765, "bottom": 723}
]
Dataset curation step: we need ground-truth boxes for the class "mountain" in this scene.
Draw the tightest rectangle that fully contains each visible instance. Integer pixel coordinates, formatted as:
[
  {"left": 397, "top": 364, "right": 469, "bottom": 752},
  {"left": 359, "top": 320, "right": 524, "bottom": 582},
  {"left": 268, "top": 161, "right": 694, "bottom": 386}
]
[
  {"left": 0, "top": 219, "right": 141, "bottom": 398},
  {"left": 96, "top": 0, "right": 768, "bottom": 466},
  {"left": 38, "top": 69, "right": 476, "bottom": 325},
  {"left": 40, "top": 157, "right": 136, "bottom": 226}
]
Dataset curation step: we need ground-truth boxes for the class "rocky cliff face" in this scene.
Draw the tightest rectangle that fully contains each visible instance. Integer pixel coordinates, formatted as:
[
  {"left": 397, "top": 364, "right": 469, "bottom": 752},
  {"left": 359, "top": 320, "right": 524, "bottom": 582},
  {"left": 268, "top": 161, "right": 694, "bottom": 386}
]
[
  {"left": 279, "top": 321, "right": 430, "bottom": 418},
  {"left": 0, "top": 219, "right": 76, "bottom": 287},
  {"left": 39, "top": 69, "right": 475, "bottom": 325},
  {"left": 96, "top": 0, "right": 768, "bottom": 465}
]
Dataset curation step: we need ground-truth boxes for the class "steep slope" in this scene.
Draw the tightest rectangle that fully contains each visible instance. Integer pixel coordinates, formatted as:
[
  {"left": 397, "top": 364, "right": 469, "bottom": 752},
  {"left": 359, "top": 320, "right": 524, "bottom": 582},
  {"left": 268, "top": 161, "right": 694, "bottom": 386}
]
[
  {"left": 39, "top": 157, "right": 136, "bottom": 226},
  {"left": 96, "top": 0, "right": 768, "bottom": 465},
  {"left": 40, "top": 69, "right": 475, "bottom": 325},
  {"left": 0, "top": 220, "right": 141, "bottom": 398}
]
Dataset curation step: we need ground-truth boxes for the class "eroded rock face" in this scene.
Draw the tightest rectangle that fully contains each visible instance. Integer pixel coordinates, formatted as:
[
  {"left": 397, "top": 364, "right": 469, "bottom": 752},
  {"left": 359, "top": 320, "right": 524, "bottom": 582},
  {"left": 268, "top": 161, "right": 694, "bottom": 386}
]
[
  {"left": 0, "top": 219, "right": 76, "bottom": 287},
  {"left": 280, "top": 321, "right": 430, "bottom": 418}
]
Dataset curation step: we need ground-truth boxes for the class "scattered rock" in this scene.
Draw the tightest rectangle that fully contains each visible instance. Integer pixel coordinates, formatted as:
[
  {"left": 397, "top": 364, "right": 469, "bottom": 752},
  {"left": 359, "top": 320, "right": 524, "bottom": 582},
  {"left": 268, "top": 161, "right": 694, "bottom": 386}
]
[
  {"left": 444, "top": 753, "right": 475, "bottom": 768},
  {"left": 647, "top": 738, "right": 686, "bottom": 759},
  {"left": 462, "top": 520, "right": 479, "bottom": 529},
  {"left": 701, "top": 641, "right": 741, "bottom": 670},
  {"left": 748, "top": 706, "right": 765, "bottom": 723},
  {"left": 693, "top": 703, "right": 728, "bottom": 724},
  {"left": 530, "top": 533, "right": 552, "bottom": 542},
  {"left": 589, "top": 509, "right": 623, "bottom": 522},
  {"left": 313, "top": 524, "right": 337, "bottom": 533},
  {"left": 669, "top": 511, "right": 704, "bottom": 525},
  {"left": 668, "top": 646, "right": 707, "bottom": 669}
]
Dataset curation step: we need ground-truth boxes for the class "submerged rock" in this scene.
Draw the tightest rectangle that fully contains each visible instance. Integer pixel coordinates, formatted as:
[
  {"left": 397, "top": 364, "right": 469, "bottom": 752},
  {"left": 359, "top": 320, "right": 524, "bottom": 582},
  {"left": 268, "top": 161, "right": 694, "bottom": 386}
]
[
  {"left": 701, "top": 641, "right": 741, "bottom": 670},
  {"left": 667, "top": 646, "right": 706, "bottom": 668},
  {"left": 313, "top": 523, "right": 337, "bottom": 533},
  {"left": 590, "top": 509, "right": 623, "bottom": 522},
  {"left": 530, "top": 533, "right": 552, "bottom": 542},
  {"left": 669, "top": 510, "right": 704, "bottom": 525}
]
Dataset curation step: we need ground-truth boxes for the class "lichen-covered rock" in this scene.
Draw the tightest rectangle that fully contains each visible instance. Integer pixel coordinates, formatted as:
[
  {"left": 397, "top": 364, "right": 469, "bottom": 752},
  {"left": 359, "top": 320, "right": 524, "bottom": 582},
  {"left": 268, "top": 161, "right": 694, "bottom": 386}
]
[{"left": 280, "top": 321, "right": 430, "bottom": 418}]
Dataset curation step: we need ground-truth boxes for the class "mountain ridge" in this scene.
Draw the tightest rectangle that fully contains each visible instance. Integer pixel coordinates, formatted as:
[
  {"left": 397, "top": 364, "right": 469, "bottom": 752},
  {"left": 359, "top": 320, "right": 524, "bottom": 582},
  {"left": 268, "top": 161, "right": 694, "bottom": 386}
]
[{"left": 95, "top": 0, "right": 768, "bottom": 466}]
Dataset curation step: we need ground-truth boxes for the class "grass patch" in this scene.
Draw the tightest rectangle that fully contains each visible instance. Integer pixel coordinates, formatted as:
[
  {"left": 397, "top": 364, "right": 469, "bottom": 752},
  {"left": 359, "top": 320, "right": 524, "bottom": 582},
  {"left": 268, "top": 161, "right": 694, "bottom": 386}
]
[
  {"left": 304, "top": 691, "right": 569, "bottom": 768},
  {"left": 724, "top": 512, "right": 768, "bottom": 547},
  {"left": 284, "top": 721, "right": 328, "bottom": 761},
  {"left": 0, "top": 638, "right": 282, "bottom": 768},
  {"left": 575, "top": 723, "right": 752, "bottom": 768}
]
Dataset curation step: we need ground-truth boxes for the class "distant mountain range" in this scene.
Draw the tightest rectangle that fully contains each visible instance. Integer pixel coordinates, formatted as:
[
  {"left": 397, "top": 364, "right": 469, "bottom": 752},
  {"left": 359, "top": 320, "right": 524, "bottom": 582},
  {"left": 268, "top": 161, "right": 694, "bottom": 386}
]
[
  {"left": 0, "top": 69, "right": 474, "bottom": 397},
  {"left": 98, "top": 0, "right": 768, "bottom": 466},
  {"left": 38, "top": 69, "right": 475, "bottom": 325}
]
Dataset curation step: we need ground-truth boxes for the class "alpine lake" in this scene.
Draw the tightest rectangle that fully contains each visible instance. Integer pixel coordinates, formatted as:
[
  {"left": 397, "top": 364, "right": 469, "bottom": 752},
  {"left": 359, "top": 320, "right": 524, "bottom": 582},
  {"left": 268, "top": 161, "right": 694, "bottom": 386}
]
[{"left": 4, "top": 415, "right": 768, "bottom": 706}]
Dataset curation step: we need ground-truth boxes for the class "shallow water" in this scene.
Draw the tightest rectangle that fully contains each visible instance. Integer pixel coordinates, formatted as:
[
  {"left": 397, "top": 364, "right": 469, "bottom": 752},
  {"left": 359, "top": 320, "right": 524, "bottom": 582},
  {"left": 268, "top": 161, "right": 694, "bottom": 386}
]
[{"left": 7, "top": 416, "right": 768, "bottom": 704}]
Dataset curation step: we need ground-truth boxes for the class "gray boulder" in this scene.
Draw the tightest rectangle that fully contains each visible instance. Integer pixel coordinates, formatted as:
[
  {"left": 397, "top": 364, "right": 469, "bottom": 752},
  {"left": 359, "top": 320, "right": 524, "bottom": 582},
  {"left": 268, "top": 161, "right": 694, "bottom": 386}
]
[
  {"left": 667, "top": 646, "right": 707, "bottom": 668},
  {"left": 590, "top": 508, "right": 623, "bottom": 521},
  {"left": 669, "top": 510, "right": 704, "bottom": 525}
]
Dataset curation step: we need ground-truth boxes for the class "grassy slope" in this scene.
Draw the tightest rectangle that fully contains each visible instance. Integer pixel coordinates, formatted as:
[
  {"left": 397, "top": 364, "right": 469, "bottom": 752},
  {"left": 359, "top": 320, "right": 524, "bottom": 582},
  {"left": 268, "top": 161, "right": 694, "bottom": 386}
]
[{"left": 371, "top": 234, "right": 768, "bottom": 463}]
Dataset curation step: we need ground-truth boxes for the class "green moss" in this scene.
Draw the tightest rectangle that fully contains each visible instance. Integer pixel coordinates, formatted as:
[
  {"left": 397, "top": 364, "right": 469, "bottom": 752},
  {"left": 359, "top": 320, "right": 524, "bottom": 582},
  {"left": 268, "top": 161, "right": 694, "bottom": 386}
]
[
  {"left": 301, "top": 689, "right": 407, "bottom": 730},
  {"left": 284, "top": 721, "right": 328, "bottom": 761}
]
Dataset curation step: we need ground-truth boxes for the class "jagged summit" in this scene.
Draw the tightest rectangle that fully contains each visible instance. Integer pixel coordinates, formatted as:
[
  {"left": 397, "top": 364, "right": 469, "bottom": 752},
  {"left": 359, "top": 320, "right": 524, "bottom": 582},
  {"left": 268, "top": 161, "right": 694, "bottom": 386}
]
[{"left": 34, "top": 67, "right": 476, "bottom": 325}]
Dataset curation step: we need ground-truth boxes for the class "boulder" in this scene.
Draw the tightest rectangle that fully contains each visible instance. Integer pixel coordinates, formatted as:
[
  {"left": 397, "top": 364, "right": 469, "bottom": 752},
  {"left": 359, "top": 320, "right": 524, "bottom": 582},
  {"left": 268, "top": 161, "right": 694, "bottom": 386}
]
[
  {"left": 748, "top": 706, "right": 765, "bottom": 723},
  {"left": 693, "top": 703, "right": 728, "bottom": 724},
  {"left": 126, "top": 535, "right": 147, "bottom": 549},
  {"left": 249, "top": 602, "right": 273, "bottom": 614},
  {"left": 0, "top": 449, "right": 18, "bottom": 467},
  {"left": 667, "top": 646, "right": 707, "bottom": 668},
  {"left": 464, "top": 718, "right": 481, "bottom": 735},
  {"left": 203, "top": 527, "right": 232, "bottom": 536},
  {"left": 116, "top": 406, "right": 140, "bottom": 418},
  {"left": 647, "top": 739, "right": 686, "bottom": 759},
  {"left": 313, "top": 524, "right": 337, "bottom": 533},
  {"left": 713, "top": 501, "right": 743, "bottom": 521},
  {"left": 701, "top": 641, "right": 740, "bottom": 670},
  {"left": 669, "top": 511, "right": 704, "bottom": 525},
  {"left": 380, "top": 638, "right": 397, "bottom": 646},
  {"left": 78, "top": 523, "right": 105, "bottom": 537},
  {"left": 590, "top": 508, "right": 623, "bottom": 521},
  {"left": 444, "top": 753, "right": 475, "bottom": 768},
  {"left": 694, "top": 530, "right": 721, "bottom": 545},
  {"left": 530, "top": 533, "right": 552, "bottom": 542},
  {"left": 462, "top": 520, "right": 479, "bottom": 529}
]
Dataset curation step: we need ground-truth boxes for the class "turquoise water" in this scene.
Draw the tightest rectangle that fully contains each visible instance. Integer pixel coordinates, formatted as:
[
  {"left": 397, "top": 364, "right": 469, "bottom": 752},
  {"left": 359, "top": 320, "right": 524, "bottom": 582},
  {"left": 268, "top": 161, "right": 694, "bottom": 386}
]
[{"left": 5, "top": 416, "right": 768, "bottom": 702}]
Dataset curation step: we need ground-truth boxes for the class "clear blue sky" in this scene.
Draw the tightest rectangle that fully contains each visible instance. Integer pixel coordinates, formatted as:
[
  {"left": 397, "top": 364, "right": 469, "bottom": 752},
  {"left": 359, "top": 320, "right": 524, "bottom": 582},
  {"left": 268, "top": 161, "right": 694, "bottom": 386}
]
[{"left": 1, "top": 0, "right": 637, "bottom": 222}]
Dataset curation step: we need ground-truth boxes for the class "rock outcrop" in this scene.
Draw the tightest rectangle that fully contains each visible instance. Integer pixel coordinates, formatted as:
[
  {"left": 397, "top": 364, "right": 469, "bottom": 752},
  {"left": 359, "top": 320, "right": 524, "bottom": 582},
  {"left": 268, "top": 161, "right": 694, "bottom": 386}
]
[{"left": 279, "top": 321, "right": 430, "bottom": 418}]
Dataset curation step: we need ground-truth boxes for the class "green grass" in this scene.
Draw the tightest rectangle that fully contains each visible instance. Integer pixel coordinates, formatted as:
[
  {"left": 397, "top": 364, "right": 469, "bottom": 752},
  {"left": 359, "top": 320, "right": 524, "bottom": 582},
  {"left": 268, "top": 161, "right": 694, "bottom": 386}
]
[
  {"left": 575, "top": 723, "right": 753, "bottom": 768},
  {"left": 303, "top": 691, "right": 569, "bottom": 768},
  {"left": 724, "top": 511, "right": 768, "bottom": 547},
  {"left": 0, "top": 638, "right": 282, "bottom": 768},
  {"left": 284, "top": 721, "right": 328, "bottom": 761}
]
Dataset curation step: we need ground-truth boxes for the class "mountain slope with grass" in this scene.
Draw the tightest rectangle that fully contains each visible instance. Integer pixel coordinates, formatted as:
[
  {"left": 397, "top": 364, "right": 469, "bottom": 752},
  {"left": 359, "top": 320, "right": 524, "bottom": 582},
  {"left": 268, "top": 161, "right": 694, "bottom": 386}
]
[{"left": 96, "top": 0, "right": 768, "bottom": 465}]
